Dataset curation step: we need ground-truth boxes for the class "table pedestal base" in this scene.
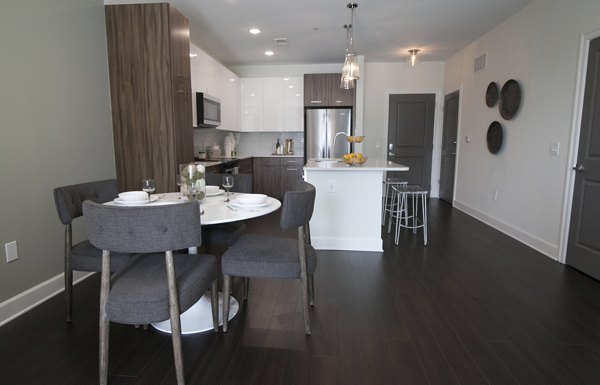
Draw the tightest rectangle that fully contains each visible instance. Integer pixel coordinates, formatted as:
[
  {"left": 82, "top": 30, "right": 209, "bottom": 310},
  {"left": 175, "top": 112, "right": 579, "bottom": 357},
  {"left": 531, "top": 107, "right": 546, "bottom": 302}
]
[{"left": 151, "top": 292, "right": 239, "bottom": 334}]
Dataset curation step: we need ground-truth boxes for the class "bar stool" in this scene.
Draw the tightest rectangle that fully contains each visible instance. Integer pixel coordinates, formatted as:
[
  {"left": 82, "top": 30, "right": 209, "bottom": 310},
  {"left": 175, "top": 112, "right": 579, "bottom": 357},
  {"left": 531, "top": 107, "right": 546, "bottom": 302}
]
[
  {"left": 391, "top": 185, "right": 428, "bottom": 246},
  {"left": 381, "top": 178, "right": 408, "bottom": 226}
]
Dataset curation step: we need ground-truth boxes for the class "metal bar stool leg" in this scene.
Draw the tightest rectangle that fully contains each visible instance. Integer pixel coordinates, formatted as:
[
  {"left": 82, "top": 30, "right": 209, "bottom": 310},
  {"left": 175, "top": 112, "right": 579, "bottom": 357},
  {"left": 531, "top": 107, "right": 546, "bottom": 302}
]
[
  {"left": 381, "top": 181, "right": 388, "bottom": 226},
  {"left": 422, "top": 192, "right": 428, "bottom": 246}
]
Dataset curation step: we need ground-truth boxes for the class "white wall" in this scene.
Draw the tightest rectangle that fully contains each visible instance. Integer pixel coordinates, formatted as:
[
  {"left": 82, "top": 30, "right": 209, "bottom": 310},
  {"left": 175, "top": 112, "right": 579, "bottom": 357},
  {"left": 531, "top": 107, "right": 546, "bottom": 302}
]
[
  {"left": 363, "top": 61, "right": 446, "bottom": 197},
  {"left": 0, "top": 0, "right": 115, "bottom": 320},
  {"left": 445, "top": 0, "right": 600, "bottom": 260}
]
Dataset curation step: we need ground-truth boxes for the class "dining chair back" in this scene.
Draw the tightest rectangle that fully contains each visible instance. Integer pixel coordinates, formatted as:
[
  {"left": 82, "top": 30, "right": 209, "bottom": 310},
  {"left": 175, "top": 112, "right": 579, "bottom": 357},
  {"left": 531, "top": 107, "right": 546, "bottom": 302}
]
[
  {"left": 53, "top": 179, "right": 131, "bottom": 322},
  {"left": 221, "top": 180, "right": 317, "bottom": 335},
  {"left": 83, "top": 201, "right": 218, "bottom": 385}
]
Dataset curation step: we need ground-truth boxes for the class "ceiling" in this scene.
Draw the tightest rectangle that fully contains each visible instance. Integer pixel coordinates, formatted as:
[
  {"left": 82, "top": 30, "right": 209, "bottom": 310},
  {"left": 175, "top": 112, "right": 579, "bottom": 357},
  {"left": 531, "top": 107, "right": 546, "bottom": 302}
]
[{"left": 105, "top": 0, "right": 534, "bottom": 67}]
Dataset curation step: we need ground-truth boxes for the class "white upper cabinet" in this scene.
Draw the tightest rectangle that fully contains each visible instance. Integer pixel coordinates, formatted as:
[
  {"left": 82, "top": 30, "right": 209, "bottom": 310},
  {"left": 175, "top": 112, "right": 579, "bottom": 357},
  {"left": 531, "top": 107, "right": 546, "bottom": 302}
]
[
  {"left": 241, "top": 76, "right": 304, "bottom": 132},
  {"left": 241, "top": 78, "right": 263, "bottom": 132},
  {"left": 262, "top": 77, "right": 283, "bottom": 132},
  {"left": 282, "top": 77, "right": 303, "bottom": 132},
  {"left": 219, "top": 68, "right": 240, "bottom": 132},
  {"left": 190, "top": 43, "right": 241, "bottom": 131}
]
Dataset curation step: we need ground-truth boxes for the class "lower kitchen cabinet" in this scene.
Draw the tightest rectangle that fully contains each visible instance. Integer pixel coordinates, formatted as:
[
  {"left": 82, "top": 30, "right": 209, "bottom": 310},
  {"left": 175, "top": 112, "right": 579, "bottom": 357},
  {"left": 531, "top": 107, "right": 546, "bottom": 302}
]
[
  {"left": 238, "top": 157, "right": 253, "bottom": 175},
  {"left": 253, "top": 157, "right": 303, "bottom": 200}
]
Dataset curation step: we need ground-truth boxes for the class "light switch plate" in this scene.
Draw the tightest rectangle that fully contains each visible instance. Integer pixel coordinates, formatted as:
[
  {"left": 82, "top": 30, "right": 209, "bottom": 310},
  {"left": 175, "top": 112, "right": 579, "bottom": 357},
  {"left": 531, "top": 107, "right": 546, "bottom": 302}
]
[
  {"left": 5, "top": 241, "right": 18, "bottom": 263},
  {"left": 550, "top": 142, "right": 560, "bottom": 156}
]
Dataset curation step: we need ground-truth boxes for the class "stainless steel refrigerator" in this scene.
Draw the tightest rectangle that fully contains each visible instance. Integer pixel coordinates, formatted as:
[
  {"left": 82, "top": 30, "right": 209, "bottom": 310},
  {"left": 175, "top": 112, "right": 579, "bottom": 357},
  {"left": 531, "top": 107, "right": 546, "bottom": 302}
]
[{"left": 305, "top": 108, "right": 352, "bottom": 160}]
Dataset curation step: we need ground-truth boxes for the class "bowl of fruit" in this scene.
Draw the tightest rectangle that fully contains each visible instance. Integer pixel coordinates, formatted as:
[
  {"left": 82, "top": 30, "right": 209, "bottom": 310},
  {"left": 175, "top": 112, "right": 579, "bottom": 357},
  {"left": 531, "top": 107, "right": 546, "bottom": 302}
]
[
  {"left": 346, "top": 135, "right": 365, "bottom": 143},
  {"left": 342, "top": 152, "right": 367, "bottom": 166}
]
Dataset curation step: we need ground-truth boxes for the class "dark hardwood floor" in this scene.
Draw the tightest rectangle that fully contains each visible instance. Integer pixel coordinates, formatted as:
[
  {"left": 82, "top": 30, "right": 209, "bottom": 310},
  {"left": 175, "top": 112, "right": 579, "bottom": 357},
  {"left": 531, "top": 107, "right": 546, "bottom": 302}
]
[{"left": 3, "top": 199, "right": 600, "bottom": 384}]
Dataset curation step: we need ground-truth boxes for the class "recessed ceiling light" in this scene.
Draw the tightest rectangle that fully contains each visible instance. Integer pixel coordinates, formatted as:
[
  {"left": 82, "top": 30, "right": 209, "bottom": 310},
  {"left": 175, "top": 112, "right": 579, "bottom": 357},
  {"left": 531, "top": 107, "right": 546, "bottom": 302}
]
[
  {"left": 229, "top": 78, "right": 236, "bottom": 82},
  {"left": 288, "top": 85, "right": 294, "bottom": 89},
  {"left": 249, "top": 28, "right": 261, "bottom": 35},
  {"left": 283, "top": 78, "right": 290, "bottom": 81},
  {"left": 264, "top": 50, "right": 274, "bottom": 56},
  {"left": 189, "top": 53, "right": 198, "bottom": 57}
]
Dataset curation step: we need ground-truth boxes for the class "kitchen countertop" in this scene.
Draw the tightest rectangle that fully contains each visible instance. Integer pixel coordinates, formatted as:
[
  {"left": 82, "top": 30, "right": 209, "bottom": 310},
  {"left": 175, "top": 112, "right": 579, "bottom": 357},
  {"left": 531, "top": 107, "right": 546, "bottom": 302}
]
[
  {"left": 304, "top": 158, "right": 409, "bottom": 171},
  {"left": 193, "top": 155, "right": 253, "bottom": 167}
]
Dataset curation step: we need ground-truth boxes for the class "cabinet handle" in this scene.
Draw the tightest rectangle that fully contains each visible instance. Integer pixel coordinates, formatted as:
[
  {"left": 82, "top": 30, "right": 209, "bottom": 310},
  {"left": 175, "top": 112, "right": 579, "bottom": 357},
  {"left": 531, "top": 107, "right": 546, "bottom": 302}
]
[
  {"left": 287, "top": 160, "right": 298, "bottom": 163},
  {"left": 286, "top": 168, "right": 298, "bottom": 171},
  {"left": 310, "top": 100, "right": 323, "bottom": 104}
]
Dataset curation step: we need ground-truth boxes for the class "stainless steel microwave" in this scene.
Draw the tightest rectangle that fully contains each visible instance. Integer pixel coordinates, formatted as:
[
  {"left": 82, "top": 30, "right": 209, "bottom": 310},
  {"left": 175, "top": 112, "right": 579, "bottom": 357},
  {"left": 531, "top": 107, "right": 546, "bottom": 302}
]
[{"left": 195, "top": 92, "right": 221, "bottom": 128}]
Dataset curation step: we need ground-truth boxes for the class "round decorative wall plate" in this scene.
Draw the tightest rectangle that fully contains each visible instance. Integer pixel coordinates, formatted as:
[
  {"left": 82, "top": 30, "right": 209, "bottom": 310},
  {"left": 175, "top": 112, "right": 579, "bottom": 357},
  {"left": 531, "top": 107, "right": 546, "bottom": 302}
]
[
  {"left": 487, "top": 121, "right": 503, "bottom": 154},
  {"left": 499, "top": 79, "right": 521, "bottom": 120},
  {"left": 486, "top": 82, "right": 499, "bottom": 107}
]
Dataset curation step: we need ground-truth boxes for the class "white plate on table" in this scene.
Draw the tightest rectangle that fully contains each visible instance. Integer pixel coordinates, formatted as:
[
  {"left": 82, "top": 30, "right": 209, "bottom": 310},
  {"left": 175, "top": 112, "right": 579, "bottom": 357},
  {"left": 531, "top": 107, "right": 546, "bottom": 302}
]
[
  {"left": 113, "top": 195, "right": 159, "bottom": 205},
  {"left": 229, "top": 197, "right": 270, "bottom": 208},
  {"left": 206, "top": 189, "right": 225, "bottom": 197}
]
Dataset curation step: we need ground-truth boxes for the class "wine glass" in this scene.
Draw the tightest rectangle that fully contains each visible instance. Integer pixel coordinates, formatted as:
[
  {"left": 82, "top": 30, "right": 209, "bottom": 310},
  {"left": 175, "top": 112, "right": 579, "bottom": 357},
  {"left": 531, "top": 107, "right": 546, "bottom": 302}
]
[
  {"left": 142, "top": 179, "right": 155, "bottom": 202},
  {"left": 222, "top": 175, "right": 234, "bottom": 202},
  {"left": 176, "top": 174, "right": 183, "bottom": 200}
]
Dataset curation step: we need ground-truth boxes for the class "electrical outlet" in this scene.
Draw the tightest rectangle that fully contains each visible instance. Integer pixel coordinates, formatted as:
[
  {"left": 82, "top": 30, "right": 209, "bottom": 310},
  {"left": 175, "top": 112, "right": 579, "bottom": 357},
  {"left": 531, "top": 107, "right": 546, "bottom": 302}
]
[
  {"left": 550, "top": 142, "right": 560, "bottom": 156},
  {"left": 465, "top": 135, "right": 471, "bottom": 143},
  {"left": 493, "top": 190, "right": 498, "bottom": 201},
  {"left": 328, "top": 180, "right": 336, "bottom": 193},
  {"left": 5, "top": 241, "right": 18, "bottom": 263}
]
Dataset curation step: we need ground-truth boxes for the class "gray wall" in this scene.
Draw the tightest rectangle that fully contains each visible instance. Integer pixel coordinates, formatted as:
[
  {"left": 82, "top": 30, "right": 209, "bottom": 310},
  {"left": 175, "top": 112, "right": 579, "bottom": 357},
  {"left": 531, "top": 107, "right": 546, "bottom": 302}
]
[{"left": 0, "top": 0, "right": 116, "bottom": 302}]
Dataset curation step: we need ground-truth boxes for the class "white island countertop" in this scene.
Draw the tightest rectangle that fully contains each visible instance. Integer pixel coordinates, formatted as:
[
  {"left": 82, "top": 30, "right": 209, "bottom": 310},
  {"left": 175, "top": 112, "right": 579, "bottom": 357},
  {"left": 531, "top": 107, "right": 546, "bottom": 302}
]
[{"left": 304, "top": 159, "right": 409, "bottom": 171}]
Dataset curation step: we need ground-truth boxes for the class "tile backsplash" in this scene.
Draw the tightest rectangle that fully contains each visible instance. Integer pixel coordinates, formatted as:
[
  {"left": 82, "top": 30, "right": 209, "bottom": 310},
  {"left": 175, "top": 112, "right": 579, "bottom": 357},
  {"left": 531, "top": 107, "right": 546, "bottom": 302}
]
[{"left": 193, "top": 129, "right": 304, "bottom": 157}]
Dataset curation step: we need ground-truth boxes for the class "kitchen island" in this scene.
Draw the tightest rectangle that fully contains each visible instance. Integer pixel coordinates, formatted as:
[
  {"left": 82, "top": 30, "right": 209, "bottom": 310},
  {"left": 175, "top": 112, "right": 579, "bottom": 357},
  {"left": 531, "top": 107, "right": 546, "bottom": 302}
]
[{"left": 304, "top": 159, "right": 409, "bottom": 252}]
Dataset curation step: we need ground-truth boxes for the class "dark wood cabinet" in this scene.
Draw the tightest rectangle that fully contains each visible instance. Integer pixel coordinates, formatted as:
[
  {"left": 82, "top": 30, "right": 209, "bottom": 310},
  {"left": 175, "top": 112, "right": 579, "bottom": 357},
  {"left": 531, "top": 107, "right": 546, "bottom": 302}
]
[
  {"left": 238, "top": 157, "right": 253, "bottom": 175},
  {"left": 253, "top": 157, "right": 303, "bottom": 200},
  {"left": 105, "top": 4, "right": 193, "bottom": 193},
  {"left": 304, "top": 73, "right": 355, "bottom": 107},
  {"left": 205, "top": 164, "right": 220, "bottom": 174},
  {"left": 281, "top": 158, "right": 303, "bottom": 194}
]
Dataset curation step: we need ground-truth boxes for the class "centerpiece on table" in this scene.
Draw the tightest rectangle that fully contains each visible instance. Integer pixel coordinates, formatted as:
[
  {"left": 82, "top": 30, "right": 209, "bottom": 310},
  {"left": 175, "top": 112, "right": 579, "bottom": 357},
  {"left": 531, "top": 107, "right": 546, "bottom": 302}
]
[{"left": 180, "top": 163, "right": 206, "bottom": 202}]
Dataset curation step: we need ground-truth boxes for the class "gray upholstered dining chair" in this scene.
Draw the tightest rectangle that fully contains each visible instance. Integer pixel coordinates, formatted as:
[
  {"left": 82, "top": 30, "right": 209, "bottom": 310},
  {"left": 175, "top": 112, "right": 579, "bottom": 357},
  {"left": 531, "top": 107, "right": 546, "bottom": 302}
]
[
  {"left": 53, "top": 179, "right": 132, "bottom": 322},
  {"left": 82, "top": 200, "right": 218, "bottom": 385},
  {"left": 203, "top": 173, "right": 253, "bottom": 248},
  {"left": 221, "top": 180, "right": 317, "bottom": 335}
]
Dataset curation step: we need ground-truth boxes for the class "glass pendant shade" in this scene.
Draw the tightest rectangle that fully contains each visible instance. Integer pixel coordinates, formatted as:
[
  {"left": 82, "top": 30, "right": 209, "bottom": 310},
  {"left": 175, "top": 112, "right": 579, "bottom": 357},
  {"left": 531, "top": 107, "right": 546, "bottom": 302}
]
[
  {"left": 340, "top": 77, "right": 355, "bottom": 89},
  {"left": 341, "top": 53, "right": 360, "bottom": 81},
  {"left": 340, "top": 3, "right": 359, "bottom": 88}
]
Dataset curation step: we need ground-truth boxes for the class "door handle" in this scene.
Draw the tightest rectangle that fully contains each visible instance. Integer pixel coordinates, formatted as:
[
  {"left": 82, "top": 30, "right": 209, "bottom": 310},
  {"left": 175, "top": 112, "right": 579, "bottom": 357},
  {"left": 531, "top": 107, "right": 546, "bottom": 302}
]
[
  {"left": 573, "top": 164, "right": 585, "bottom": 173},
  {"left": 451, "top": 152, "right": 456, "bottom": 155},
  {"left": 388, "top": 152, "right": 395, "bottom": 156}
]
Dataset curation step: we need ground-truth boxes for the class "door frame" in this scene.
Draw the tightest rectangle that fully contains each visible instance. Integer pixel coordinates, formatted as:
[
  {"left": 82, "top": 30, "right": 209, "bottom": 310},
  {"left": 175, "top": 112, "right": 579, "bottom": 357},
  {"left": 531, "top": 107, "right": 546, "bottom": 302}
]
[
  {"left": 383, "top": 89, "right": 445, "bottom": 197},
  {"left": 440, "top": 86, "right": 463, "bottom": 205},
  {"left": 559, "top": 27, "right": 600, "bottom": 264}
]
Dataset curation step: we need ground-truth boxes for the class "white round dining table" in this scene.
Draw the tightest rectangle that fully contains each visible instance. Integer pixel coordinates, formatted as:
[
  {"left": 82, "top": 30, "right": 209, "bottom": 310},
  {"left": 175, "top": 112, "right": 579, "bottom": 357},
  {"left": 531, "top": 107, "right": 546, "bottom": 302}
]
[{"left": 105, "top": 190, "right": 281, "bottom": 334}]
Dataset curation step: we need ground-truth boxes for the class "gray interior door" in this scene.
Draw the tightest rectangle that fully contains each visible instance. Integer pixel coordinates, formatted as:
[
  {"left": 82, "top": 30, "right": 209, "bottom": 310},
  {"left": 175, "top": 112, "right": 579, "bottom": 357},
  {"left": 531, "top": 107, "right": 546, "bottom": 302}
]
[
  {"left": 567, "top": 36, "right": 600, "bottom": 280},
  {"left": 387, "top": 94, "right": 435, "bottom": 190},
  {"left": 439, "top": 91, "right": 459, "bottom": 203}
]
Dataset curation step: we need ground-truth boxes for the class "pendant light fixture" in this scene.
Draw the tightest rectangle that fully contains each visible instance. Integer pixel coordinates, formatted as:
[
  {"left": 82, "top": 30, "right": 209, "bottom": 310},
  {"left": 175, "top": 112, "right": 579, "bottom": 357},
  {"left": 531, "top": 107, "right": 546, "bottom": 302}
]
[{"left": 341, "top": 3, "right": 359, "bottom": 89}]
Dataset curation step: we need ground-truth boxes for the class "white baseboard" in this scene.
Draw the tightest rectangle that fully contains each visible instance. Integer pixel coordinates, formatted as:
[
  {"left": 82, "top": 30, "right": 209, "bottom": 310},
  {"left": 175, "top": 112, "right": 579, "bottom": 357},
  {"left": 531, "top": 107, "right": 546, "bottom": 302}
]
[
  {"left": 453, "top": 200, "right": 559, "bottom": 261},
  {"left": 0, "top": 271, "right": 94, "bottom": 327},
  {"left": 312, "top": 237, "right": 383, "bottom": 252}
]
